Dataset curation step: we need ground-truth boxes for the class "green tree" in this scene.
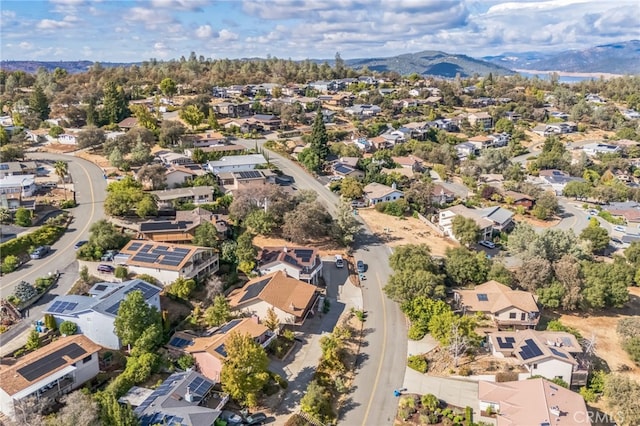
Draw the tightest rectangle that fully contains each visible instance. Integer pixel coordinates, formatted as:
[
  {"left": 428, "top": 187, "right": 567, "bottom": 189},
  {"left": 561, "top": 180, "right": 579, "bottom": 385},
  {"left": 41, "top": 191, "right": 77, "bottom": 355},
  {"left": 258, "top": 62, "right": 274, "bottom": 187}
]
[
  {"left": 401, "top": 296, "right": 451, "bottom": 340},
  {"left": 159, "top": 120, "right": 186, "bottom": 147},
  {"left": 384, "top": 244, "right": 446, "bottom": 303},
  {"left": 179, "top": 104, "right": 205, "bottom": 130},
  {"left": 135, "top": 194, "right": 157, "bottom": 218},
  {"left": 104, "top": 176, "right": 146, "bottom": 217},
  {"left": 191, "top": 147, "right": 207, "bottom": 164},
  {"left": 1, "top": 255, "right": 19, "bottom": 273},
  {"left": 177, "top": 354, "right": 195, "bottom": 371},
  {"left": 207, "top": 107, "right": 220, "bottom": 130},
  {"left": 192, "top": 221, "right": 219, "bottom": 247},
  {"left": 244, "top": 209, "right": 276, "bottom": 236},
  {"left": 114, "top": 290, "right": 162, "bottom": 349},
  {"left": 333, "top": 200, "right": 361, "bottom": 246},
  {"left": 14, "top": 207, "right": 32, "bottom": 226},
  {"left": 339, "top": 177, "right": 364, "bottom": 199},
  {"left": 579, "top": 218, "right": 610, "bottom": 253},
  {"left": 0, "top": 207, "right": 10, "bottom": 224},
  {"left": 444, "top": 247, "right": 490, "bottom": 286},
  {"left": 129, "top": 104, "right": 158, "bottom": 131},
  {"left": 582, "top": 258, "right": 631, "bottom": 309},
  {"left": 221, "top": 332, "right": 270, "bottom": 408},
  {"left": 428, "top": 310, "right": 480, "bottom": 346},
  {"left": 236, "top": 232, "right": 257, "bottom": 274},
  {"left": 204, "top": 295, "right": 232, "bottom": 327},
  {"left": 115, "top": 266, "right": 128, "bottom": 279},
  {"left": 59, "top": 320, "right": 78, "bottom": 335},
  {"left": 54, "top": 160, "right": 69, "bottom": 201},
  {"left": 159, "top": 77, "right": 177, "bottom": 98},
  {"left": 29, "top": 85, "right": 50, "bottom": 121},
  {"left": 95, "top": 391, "right": 139, "bottom": 426},
  {"left": 297, "top": 147, "right": 322, "bottom": 173},
  {"left": 77, "top": 127, "right": 106, "bottom": 149},
  {"left": 603, "top": 374, "right": 640, "bottom": 426},
  {"left": 451, "top": 215, "right": 480, "bottom": 246},
  {"left": 263, "top": 307, "right": 280, "bottom": 332},
  {"left": 300, "top": 380, "right": 335, "bottom": 424},
  {"left": 282, "top": 201, "right": 332, "bottom": 243},
  {"left": 25, "top": 329, "right": 41, "bottom": 350},
  {"left": 167, "top": 277, "right": 196, "bottom": 299},
  {"left": 310, "top": 112, "right": 329, "bottom": 162},
  {"left": 533, "top": 191, "right": 559, "bottom": 220},
  {"left": 101, "top": 81, "right": 128, "bottom": 124},
  {"left": 109, "top": 146, "right": 125, "bottom": 169},
  {"left": 44, "top": 313, "right": 57, "bottom": 331},
  {"left": 563, "top": 180, "right": 592, "bottom": 200}
]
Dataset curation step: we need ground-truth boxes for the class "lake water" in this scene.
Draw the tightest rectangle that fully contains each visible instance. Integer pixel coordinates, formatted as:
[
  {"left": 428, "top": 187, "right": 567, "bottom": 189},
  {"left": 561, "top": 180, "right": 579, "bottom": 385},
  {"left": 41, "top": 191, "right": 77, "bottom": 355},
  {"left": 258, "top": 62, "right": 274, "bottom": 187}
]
[{"left": 517, "top": 72, "right": 605, "bottom": 83}]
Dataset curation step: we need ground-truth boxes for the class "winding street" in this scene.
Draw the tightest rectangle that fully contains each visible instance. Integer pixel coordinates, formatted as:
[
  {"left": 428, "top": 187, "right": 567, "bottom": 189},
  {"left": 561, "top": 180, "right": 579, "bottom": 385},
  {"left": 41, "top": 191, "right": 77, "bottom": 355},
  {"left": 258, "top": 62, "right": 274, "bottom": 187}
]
[
  {"left": 236, "top": 139, "right": 407, "bottom": 425},
  {"left": 0, "top": 152, "right": 106, "bottom": 353}
]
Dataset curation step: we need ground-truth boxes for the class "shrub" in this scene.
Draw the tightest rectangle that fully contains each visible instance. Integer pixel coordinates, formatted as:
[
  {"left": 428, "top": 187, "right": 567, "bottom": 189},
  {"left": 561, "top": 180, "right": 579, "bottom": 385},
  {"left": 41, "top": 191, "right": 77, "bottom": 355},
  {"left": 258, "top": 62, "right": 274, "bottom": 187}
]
[
  {"left": 623, "top": 336, "right": 640, "bottom": 364},
  {"left": 177, "top": 354, "right": 195, "bottom": 370},
  {"left": 1, "top": 255, "right": 19, "bottom": 273},
  {"left": 546, "top": 319, "right": 582, "bottom": 339},
  {"left": 14, "top": 207, "right": 32, "bottom": 227},
  {"left": 458, "top": 366, "right": 472, "bottom": 376},
  {"left": 44, "top": 314, "right": 57, "bottom": 331},
  {"left": 0, "top": 224, "right": 66, "bottom": 262},
  {"left": 408, "top": 323, "right": 428, "bottom": 340},
  {"left": 13, "top": 281, "right": 38, "bottom": 304},
  {"left": 59, "top": 321, "right": 78, "bottom": 336},
  {"left": 274, "top": 374, "right": 288, "bottom": 389},
  {"left": 59, "top": 199, "right": 77, "bottom": 209},
  {"left": 114, "top": 266, "right": 128, "bottom": 279},
  {"left": 495, "top": 371, "right": 519, "bottom": 382},
  {"left": 421, "top": 393, "right": 439, "bottom": 411},
  {"left": 408, "top": 355, "right": 428, "bottom": 373},
  {"left": 282, "top": 329, "right": 295, "bottom": 341}
]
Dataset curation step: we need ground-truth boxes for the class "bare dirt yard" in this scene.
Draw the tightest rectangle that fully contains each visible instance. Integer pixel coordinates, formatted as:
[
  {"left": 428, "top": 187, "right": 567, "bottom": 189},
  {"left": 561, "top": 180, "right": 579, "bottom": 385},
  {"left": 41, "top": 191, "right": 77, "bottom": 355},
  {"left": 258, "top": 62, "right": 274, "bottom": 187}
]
[
  {"left": 357, "top": 209, "right": 458, "bottom": 257},
  {"left": 556, "top": 286, "right": 640, "bottom": 382}
]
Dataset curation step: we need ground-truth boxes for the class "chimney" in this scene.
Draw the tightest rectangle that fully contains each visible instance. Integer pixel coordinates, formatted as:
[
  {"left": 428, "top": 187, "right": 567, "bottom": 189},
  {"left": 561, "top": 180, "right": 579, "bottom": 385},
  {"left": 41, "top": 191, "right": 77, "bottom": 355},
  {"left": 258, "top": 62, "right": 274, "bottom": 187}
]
[
  {"left": 391, "top": 182, "right": 397, "bottom": 190},
  {"left": 185, "top": 387, "right": 194, "bottom": 403}
]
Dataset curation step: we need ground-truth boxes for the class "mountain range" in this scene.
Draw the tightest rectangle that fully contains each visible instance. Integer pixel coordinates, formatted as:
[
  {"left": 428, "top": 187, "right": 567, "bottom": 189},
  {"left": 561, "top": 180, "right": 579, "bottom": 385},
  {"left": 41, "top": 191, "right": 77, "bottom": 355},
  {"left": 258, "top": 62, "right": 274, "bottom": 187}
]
[
  {"left": 1, "top": 40, "right": 638, "bottom": 77},
  {"left": 484, "top": 40, "right": 640, "bottom": 75}
]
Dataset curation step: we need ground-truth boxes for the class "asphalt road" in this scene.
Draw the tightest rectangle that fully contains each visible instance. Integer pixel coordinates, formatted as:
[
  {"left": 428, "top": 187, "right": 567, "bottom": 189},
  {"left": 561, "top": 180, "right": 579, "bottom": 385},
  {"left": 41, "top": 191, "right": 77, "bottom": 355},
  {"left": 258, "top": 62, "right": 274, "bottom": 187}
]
[
  {"left": 236, "top": 139, "right": 407, "bottom": 425},
  {"left": 0, "top": 152, "right": 106, "bottom": 350}
]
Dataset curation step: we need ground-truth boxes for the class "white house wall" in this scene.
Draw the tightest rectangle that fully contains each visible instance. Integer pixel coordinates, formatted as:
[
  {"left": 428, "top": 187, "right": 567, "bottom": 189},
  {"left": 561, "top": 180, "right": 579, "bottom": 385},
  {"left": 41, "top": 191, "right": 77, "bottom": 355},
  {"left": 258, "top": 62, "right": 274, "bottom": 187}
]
[
  {"left": 236, "top": 300, "right": 296, "bottom": 325},
  {"left": 54, "top": 314, "right": 119, "bottom": 349},
  {"left": 526, "top": 358, "right": 574, "bottom": 385},
  {"left": 127, "top": 265, "right": 179, "bottom": 285}
]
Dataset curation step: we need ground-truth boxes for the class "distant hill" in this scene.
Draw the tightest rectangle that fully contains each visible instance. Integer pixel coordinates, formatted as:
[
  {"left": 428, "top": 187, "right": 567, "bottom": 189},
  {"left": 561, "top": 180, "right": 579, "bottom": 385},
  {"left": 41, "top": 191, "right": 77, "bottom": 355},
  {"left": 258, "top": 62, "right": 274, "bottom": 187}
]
[
  {"left": 0, "top": 60, "right": 137, "bottom": 74},
  {"left": 345, "top": 50, "right": 514, "bottom": 78},
  {"left": 484, "top": 40, "right": 640, "bottom": 75}
]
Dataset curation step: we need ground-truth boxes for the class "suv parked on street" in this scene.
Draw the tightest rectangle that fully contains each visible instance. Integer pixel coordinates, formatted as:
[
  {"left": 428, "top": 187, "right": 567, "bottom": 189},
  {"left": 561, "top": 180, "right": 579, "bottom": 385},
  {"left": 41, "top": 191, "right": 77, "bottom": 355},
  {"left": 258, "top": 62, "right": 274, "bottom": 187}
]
[{"left": 30, "top": 246, "right": 50, "bottom": 260}]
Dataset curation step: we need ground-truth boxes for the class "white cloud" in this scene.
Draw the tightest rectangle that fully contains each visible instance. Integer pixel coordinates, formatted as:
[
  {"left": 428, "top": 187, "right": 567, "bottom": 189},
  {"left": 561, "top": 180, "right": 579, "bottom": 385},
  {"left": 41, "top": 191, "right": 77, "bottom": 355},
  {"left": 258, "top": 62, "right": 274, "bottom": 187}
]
[
  {"left": 150, "top": 0, "right": 211, "bottom": 11},
  {"left": 37, "top": 19, "right": 73, "bottom": 30},
  {"left": 195, "top": 24, "right": 213, "bottom": 39},
  {"left": 124, "top": 7, "right": 175, "bottom": 29},
  {"left": 218, "top": 29, "right": 238, "bottom": 41},
  {"left": 19, "top": 41, "right": 34, "bottom": 50}
]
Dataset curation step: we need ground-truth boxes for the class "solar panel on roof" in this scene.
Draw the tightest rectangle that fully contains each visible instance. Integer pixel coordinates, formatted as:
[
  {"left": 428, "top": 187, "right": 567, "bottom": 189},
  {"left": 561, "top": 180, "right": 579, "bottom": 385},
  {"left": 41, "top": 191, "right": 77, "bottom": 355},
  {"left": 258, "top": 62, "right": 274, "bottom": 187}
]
[
  {"left": 172, "top": 248, "right": 190, "bottom": 254},
  {"left": 160, "top": 259, "right": 182, "bottom": 267},
  {"left": 477, "top": 293, "right": 488, "bottom": 301},
  {"left": 216, "top": 319, "right": 242, "bottom": 334},
  {"left": 105, "top": 302, "right": 122, "bottom": 315},
  {"left": 560, "top": 337, "right": 573, "bottom": 347},
  {"left": 239, "top": 277, "right": 271, "bottom": 303},
  {"left": 132, "top": 253, "right": 159, "bottom": 263},
  {"left": 128, "top": 242, "right": 143, "bottom": 251},
  {"left": 549, "top": 347, "right": 569, "bottom": 359},
  {"left": 169, "top": 337, "right": 192, "bottom": 348},
  {"left": 519, "top": 339, "right": 544, "bottom": 360},
  {"left": 94, "top": 284, "right": 108, "bottom": 292},
  {"left": 156, "top": 245, "right": 169, "bottom": 251},
  {"left": 188, "top": 375, "right": 214, "bottom": 396},
  {"left": 237, "top": 170, "right": 262, "bottom": 179},
  {"left": 141, "top": 244, "right": 153, "bottom": 253},
  {"left": 17, "top": 343, "right": 87, "bottom": 381},
  {"left": 496, "top": 336, "right": 515, "bottom": 349}
]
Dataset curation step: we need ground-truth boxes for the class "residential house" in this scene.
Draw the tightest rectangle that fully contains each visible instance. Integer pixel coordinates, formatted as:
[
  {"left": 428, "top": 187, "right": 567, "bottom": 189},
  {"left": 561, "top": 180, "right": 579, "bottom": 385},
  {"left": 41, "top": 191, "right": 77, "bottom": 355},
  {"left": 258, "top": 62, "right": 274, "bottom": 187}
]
[
  {"left": 487, "top": 132, "right": 510, "bottom": 147},
  {"left": 477, "top": 206, "right": 514, "bottom": 232},
  {"left": 132, "top": 371, "right": 225, "bottom": 426},
  {"left": 118, "top": 117, "right": 140, "bottom": 130},
  {"left": 57, "top": 133, "right": 77, "bottom": 145},
  {"left": 370, "top": 136, "right": 392, "bottom": 150},
  {"left": 478, "top": 378, "right": 591, "bottom": 425},
  {"left": 223, "top": 119, "right": 261, "bottom": 133},
  {"left": 184, "top": 144, "right": 246, "bottom": 159},
  {"left": 0, "top": 174, "right": 37, "bottom": 198},
  {"left": 602, "top": 201, "right": 640, "bottom": 228},
  {"left": 431, "top": 184, "right": 456, "bottom": 205},
  {"left": 454, "top": 280, "right": 540, "bottom": 329},
  {"left": 44, "top": 280, "right": 161, "bottom": 349},
  {"left": 438, "top": 205, "right": 493, "bottom": 241},
  {"left": 468, "top": 112, "right": 493, "bottom": 129},
  {"left": 539, "top": 170, "right": 585, "bottom": 195},
  {"left": 467, "top": 135, "right": 492, "bottom": 150},
  {"left": 380, "top": 129, "right": 406, "bottom": 145},
  {"left": 392, "top": 155, "right": 424, "bottom": 172},
  {"left": 161, "top": 165, "right": 207, "bottom": 189},
  {"left": 217, "top": 169, "right": 276, "bottom": 193},
  {"left": 479, "top": 173, "right": 505, "bottom": 189},
  {"left": 582, "top": 142, "right": 621, "bottom": 157},
  {"left": 167, "top": 318, "right": 276, "bottom": 382},
  {"left": 504, "top": 111, "right": 521, "bottom": 122},
  {"left": 213, "top": 101, "right": 251, "bottom": 118},
  {"left": 455, "top": 142, "right": 479, "bottom": 159},
  {"left": 158, "top": 152, "right": 192, "bottom": 166},
  {"left": 402, "top": 121, "right": 431, "bottom": 140},
  {"left": 138, "top": 208, "right": 229, "bottom": 243},
  {"left": 205, "top": 154, "right": 267, "bottom": 175},
  {"left": 250, "top": 114, "right": 282, "bottom": 131},
  {"left": 0, "top": 335, "right": 101, "bottom": 420},
  {"left": 429, "top": 119, "right": 458, "bottom": 132},
  {"left": 257, "top": 246, "right": 323, "bottom": 284},
  {"left": 337, "top": 157, "right": 360, "bottom": 169},
  {"left": 332, "top": 162, "right": 364, "bottom": 179},
  {"left": 487, "top": 329, "right": 587, "bottom": 386},
  {"left": 550, "top": 111, "right": 569, "bottom": 121},
  {"left": 151, "top": 186, "right": 217, "bottom": 208},
  {"left": 344, "top": 104, "right": 382, "bottom": 117},
  {"left": 228, "top": 271, "right": 320, "bottom": 326},
  {"left": 586, "top": 93, "right": 605, "bottom": 103},
  {"left": 353, "top": 137, "right": 373, "bottom": 152},
  {"left": 114, "top": 241, "right": 219, "bottom": 285},
  {"left": 182, "top": 132, "right": 227, "bottom": 148},
  {"left": 503, "top": 190, "right": 535, "bottom": 210},
  {"left": 0, "top": 161, "right": 38, "bottom": 178},
  {"left": 363, "top": 182, "right": 404, "bottom": 206}
]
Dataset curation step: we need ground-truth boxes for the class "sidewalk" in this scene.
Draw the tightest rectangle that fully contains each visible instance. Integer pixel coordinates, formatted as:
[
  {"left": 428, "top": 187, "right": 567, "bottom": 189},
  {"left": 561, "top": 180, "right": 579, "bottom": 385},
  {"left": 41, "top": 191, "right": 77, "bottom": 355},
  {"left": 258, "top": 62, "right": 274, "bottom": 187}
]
[{"left": 268, "top": 277, "right": 363, "bottom": 425}]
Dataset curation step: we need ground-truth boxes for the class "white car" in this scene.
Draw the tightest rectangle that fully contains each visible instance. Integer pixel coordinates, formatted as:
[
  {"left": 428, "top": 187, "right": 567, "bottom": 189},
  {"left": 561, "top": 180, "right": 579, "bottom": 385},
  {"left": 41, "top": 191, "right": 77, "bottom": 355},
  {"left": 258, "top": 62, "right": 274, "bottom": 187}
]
[{"left": 479, "top": 240, "right": 496, "bottom": 249}]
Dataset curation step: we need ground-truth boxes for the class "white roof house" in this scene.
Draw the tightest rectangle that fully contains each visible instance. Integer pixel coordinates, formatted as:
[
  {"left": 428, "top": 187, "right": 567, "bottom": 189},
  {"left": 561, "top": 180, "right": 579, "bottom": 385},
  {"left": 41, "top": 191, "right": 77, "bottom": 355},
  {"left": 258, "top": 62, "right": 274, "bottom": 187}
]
[
  {"left": 205, "top": 154, "right": 267, "bottom": 175},
  {"left": 43, "top": 279, "right": 162, "bottom": 349},
  {"left": 582, "top": 142, "right": 621, "bottom": 156},
  {"left": 0, "top": 174, "right": 36, "bottom": 197}
]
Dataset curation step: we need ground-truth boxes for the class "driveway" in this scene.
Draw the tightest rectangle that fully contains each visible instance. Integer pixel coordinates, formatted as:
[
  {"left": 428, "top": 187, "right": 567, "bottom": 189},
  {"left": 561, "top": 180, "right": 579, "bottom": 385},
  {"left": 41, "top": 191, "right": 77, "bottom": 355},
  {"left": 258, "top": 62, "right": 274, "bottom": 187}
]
[{"left": 403, "top": 368, "right": 479, "bottom": 411}]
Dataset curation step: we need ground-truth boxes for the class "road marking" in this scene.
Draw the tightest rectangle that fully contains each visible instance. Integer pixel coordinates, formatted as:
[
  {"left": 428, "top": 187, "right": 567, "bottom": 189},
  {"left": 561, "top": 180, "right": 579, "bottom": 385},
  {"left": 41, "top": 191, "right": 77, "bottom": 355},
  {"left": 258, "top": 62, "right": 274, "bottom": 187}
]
[
  {"left": 1, "top": 159, "right": 97, "bottom": 291},
  {"left": 361, "top": 273, "right": 388, "bottom": 426}
]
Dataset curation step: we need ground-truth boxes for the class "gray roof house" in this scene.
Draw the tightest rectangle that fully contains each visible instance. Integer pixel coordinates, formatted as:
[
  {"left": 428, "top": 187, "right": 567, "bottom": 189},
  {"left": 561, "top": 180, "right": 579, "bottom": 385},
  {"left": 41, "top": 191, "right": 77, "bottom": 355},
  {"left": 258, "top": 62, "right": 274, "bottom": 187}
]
[
  {"left": 43, "top": 280, "right": 161, "bottom": 349},
  {"left": 132, "top": 370, "right": 226, "bottom": 426},
  {"left": 538, "top": 170, "right": 585, "bottom": 195},
  {"left": 478, "top": 206, "right": 515, "bottom": 232},
  {"left": 205, "top": 154, "right": 267, "bottom": 175}
]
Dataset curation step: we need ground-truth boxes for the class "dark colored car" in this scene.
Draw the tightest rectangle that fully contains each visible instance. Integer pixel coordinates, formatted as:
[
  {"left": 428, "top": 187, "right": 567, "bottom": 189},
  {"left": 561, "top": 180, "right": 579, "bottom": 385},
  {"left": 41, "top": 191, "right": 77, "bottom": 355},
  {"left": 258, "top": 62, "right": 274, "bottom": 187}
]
[
  {"left": 356, "top": 260, "right": 365, "bottom": 273},
  {"left": 30, "top": 246, "right": 50, "bottom": 260},
  {"left": 74, "top": 240, "right": 88, "bottom": 250},
  {"left": 220, "top": 411, "right": 243, "bottom": 425},
  {"left": 97, "top": 264, "right": 115, "bottom": 273},
  {"left": 244, "top": 413, "right": 267, "bottom": 425}
]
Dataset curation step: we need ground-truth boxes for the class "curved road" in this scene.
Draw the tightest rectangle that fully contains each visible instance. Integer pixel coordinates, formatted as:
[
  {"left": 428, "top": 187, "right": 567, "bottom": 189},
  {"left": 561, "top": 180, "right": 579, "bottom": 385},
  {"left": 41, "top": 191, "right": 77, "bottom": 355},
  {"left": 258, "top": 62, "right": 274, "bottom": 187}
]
[
  {"left": 237, "top": 139, "right": 407, "bottom": 425},
  {"left": 0, "top": 152, "right": 106, "bottom": 351}
]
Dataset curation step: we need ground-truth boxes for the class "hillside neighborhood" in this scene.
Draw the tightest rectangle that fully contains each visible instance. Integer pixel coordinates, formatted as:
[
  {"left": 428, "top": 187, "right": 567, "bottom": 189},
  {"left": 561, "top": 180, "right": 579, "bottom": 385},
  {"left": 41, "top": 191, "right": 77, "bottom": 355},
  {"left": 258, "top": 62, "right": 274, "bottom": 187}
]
[{"left": 1, "top": 59, "right": 640, "bottom": 426}]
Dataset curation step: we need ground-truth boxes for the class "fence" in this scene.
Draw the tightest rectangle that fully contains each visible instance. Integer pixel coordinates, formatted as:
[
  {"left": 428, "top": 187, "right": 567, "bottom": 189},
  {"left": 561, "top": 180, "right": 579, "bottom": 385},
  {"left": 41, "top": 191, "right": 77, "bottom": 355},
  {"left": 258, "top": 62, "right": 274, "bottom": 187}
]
[{"left": 416, "top": 213, "right": 446, "bottom": 236}]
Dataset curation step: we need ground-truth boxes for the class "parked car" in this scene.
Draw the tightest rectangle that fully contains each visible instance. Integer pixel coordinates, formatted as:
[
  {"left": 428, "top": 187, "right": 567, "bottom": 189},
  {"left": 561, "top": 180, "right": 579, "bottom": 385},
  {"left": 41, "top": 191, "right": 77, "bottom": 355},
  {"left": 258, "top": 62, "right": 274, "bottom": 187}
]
[
  {"left": 588, "top": 209, "right": 599, "bottom": 216},
  {"left": 97, "top": 264, "right": 115, "bottom": 273},
  {"left": 220, "top": 411, "right": 243, "bottom": 425},
  {"left": 244, "top": 412, "right": 267, "bottom": 425},
  {"left": 614, "top": 226, "right": 626, "bottom": 232},
  {"left": 74, "top": 240, "right": 88, "bottom": 250},
  {"left": 101, "top": 251, "right": 117, "bottom": 262},
  {"left": 357, "top": 260, "right": 365, "bottom": 273},
  {"left": 479, "top": 240, "right": 496, "bottom": 249},
  {"left": 335, "top": 254, "right": 344, "bottom": 268},
  {"left": 30, "top": 246, "right": 50, "bottom": 260}
]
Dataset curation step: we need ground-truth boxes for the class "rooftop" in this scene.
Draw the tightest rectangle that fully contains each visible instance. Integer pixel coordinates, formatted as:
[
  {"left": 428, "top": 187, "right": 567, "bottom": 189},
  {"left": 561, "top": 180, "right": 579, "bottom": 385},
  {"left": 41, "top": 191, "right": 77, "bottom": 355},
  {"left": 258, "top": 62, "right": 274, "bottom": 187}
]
[
  {"left": 455, "top": 280, "right": 539, "bottom": 314},
  {"left": 258, "top": 246, "right": 319, "bottom": 271},
  {"left": 363, "top": 182, "right": 403, "bottom": 200},
  {"left": 207, "top": 154, "right": 267, "bottom": 168},
  {"left": 119, "top": 241, "right": 213, "bottom": 272},
  {"left": 0, "top": 335, "right": 101, "bottom": 395}
]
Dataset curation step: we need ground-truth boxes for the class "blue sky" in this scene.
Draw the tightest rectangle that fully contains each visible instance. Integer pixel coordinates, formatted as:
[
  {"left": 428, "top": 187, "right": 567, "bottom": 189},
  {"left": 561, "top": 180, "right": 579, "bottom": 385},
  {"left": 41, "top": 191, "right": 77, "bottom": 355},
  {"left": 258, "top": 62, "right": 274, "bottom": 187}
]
[{"left": 1, "top": 0, "right": 639, "bottom": 62}]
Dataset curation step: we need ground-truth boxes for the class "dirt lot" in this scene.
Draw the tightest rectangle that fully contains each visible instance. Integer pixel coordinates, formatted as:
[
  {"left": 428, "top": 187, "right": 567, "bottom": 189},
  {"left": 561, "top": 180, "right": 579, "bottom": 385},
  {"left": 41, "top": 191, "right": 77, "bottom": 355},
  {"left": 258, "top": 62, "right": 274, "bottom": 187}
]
[
  {"left": 556, "top": 286, "right": 640, "bottom": 382},
  {"left": 357, "top": 208, "right": 458, "bottom": 257}
]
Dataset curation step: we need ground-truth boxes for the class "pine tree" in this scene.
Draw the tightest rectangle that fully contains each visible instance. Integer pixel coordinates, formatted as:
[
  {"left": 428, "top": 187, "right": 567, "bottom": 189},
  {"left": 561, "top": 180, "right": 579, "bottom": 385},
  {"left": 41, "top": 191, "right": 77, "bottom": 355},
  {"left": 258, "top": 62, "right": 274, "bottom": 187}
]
[
  {"left": 264, "top": 307, "right": 280, "bottom": 332},
  {"left": 310, "top": 112, "right": 329, "bottom": 164},
  {"left": 102, "top": 81, "right": 128, "bottom": 124},
  {"left": 29, "top": 85, "right": 50, "bottom": 121}
]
